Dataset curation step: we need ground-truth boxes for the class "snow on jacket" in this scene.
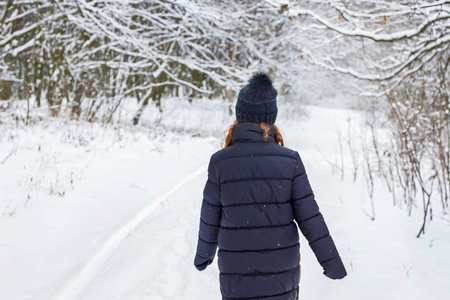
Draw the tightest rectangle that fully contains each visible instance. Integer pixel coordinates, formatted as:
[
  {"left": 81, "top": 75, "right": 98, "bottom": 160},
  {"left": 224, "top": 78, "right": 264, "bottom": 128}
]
[{"left": 194, "top": 121, "right": 347, "bottom": 300}]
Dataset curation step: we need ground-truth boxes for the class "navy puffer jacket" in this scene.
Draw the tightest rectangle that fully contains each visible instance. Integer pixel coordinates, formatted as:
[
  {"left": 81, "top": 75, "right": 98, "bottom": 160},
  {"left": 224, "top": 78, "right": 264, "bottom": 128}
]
[{"left": 194, "top": 122, "right": 347, "bottom": 300}]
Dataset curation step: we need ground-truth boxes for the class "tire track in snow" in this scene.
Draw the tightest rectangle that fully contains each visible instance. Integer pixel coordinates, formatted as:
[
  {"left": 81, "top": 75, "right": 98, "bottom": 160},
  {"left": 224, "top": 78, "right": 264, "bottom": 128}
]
[{"left": 55, "top": 164, "right": 207, "bottom": 300}]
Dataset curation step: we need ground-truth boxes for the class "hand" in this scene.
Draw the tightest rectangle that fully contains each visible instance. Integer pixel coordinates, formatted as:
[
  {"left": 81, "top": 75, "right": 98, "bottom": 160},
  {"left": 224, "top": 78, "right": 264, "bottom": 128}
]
[
  {"left": 323, "top": 268, "right": 347, "bottom": 280},
  {"left": 322, "top": 256, "right": 347, "bottom": 280},
  {"left": 194, "top": 257, "right": 213, "bottom": 271}
]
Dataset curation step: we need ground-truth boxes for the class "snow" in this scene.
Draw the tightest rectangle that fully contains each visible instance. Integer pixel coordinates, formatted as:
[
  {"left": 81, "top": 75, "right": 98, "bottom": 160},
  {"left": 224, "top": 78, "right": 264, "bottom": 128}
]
[{"left": 1, "top": 102, "right": 449, "bottom": 300}]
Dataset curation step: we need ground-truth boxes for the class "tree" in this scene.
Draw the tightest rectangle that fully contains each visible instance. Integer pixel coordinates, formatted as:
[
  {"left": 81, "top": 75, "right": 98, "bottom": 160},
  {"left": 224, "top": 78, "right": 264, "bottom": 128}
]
[{"left": 267, "top": 0, "right": 449, "bottom": 236}]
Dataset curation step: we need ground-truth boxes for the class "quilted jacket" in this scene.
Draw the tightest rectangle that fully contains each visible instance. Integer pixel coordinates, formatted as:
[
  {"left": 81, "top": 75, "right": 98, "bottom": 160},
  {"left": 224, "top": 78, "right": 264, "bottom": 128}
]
[{"left": 194, "top": 121, "right": 347, "bottom": 300}]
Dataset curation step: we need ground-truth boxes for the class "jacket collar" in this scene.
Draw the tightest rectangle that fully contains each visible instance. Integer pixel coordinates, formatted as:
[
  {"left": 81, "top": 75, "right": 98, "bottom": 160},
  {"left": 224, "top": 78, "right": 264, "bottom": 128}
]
[{"left": 232, "top": 122, "right": 276, "bottom": 144}]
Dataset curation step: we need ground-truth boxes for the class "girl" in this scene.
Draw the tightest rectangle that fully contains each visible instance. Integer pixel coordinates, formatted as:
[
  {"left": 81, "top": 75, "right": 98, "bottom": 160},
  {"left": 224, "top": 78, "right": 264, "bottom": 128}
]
[{"left": 194, "top": 72, "right": 347, "bottom": 300}]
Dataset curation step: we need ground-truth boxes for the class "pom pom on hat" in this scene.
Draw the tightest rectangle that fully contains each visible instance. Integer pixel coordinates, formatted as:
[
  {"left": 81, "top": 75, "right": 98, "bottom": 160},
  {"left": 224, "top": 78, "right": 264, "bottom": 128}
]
[{"left": 247, "top": 72, "right": 274, "bottom": 88}]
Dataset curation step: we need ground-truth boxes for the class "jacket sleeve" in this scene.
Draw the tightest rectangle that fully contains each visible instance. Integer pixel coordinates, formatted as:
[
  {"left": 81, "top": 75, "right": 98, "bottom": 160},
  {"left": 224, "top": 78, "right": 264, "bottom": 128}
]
[
  {"left": 290, "top": 151, "right": 347, "bottom": 280},
  {"left": 194, "top": 156, "right": 222, "bottom": 271}
]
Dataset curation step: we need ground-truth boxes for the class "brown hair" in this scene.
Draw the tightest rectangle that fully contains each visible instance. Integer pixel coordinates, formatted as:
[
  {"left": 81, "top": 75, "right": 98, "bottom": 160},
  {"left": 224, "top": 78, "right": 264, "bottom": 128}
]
[{"left": 221, "top": 120, "right": 284, "bottom": 148}]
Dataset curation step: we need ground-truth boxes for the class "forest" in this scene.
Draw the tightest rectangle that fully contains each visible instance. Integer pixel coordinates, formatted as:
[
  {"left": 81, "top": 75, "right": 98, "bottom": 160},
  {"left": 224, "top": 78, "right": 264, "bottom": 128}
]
[{"left": 0, "top": 1, "right": 449, "bottom": 299}]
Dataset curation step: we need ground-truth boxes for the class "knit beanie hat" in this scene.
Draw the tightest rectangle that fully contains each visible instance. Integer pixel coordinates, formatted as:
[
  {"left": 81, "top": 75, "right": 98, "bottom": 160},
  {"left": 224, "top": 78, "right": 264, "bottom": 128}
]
[{"left": 235, "top": 72, "right": 278, "bottom": 125}]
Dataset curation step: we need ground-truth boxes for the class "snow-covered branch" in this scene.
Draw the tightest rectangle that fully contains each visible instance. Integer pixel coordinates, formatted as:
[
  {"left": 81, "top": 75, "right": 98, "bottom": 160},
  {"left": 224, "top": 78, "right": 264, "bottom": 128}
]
[{"left": 1, "top": 0, "right": 292, "bottom": 123}]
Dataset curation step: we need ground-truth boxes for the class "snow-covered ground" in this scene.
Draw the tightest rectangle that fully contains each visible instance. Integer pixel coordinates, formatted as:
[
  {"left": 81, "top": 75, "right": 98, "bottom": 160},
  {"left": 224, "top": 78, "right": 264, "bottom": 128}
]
[{"left": 1, "top": 102, "right": 449, "bottom": 300}]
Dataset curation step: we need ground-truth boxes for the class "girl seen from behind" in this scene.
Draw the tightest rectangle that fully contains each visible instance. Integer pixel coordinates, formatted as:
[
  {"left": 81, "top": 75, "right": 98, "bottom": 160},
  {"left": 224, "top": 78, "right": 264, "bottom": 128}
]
[{"left": 194, "top": 72, "right": 347, "bottom": 300}]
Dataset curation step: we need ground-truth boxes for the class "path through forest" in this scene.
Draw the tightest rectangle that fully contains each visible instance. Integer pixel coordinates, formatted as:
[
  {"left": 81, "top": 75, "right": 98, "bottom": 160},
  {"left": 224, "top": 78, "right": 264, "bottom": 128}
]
[{"left": 1, "top": 106, "right": 449, "bottom": 300}]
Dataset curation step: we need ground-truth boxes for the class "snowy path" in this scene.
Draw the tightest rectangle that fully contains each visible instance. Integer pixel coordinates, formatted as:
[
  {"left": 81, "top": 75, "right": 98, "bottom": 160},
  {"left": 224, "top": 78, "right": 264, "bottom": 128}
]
[
  {"left": 1, "top": 105, "right": 449, "bottom": 300},
  {"left": 55, "top": 165, "right": 207, "bottom": 300}
]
